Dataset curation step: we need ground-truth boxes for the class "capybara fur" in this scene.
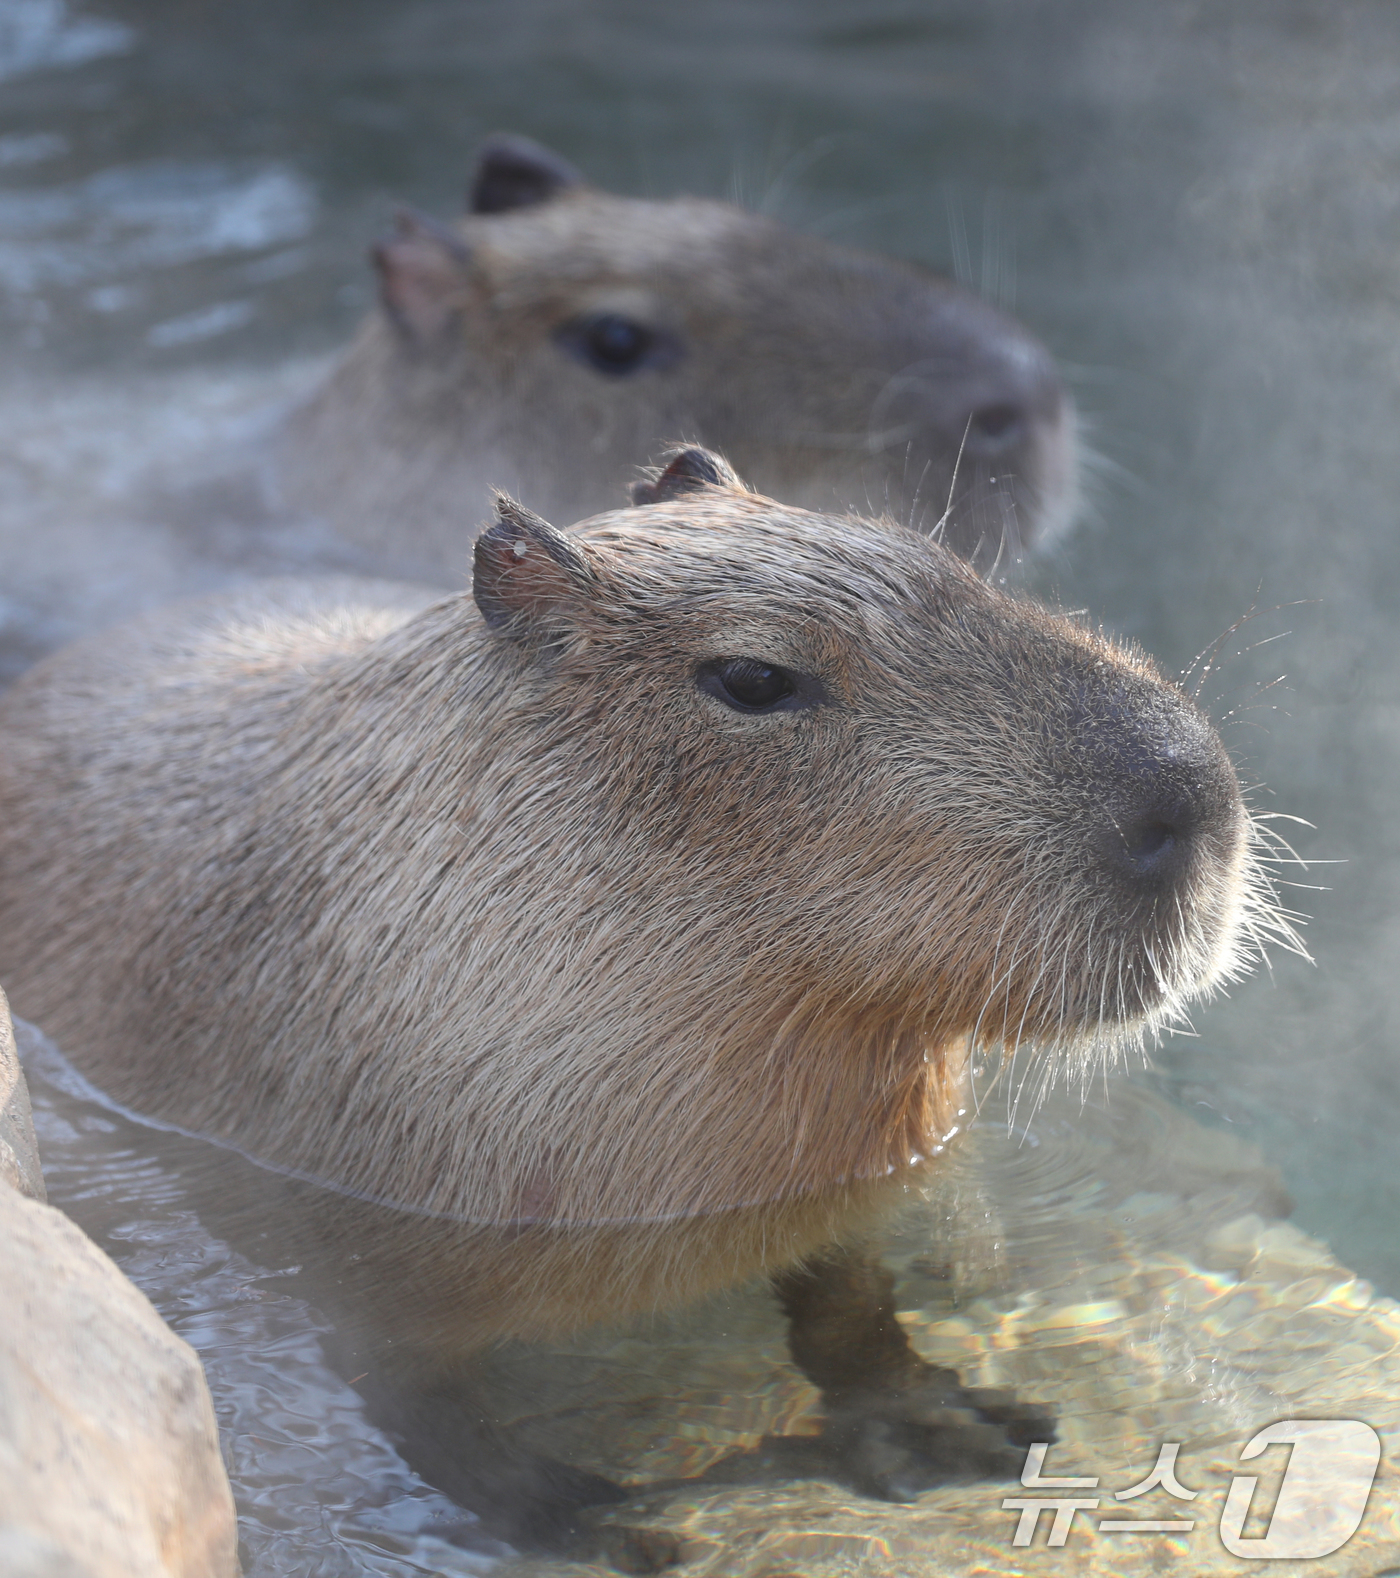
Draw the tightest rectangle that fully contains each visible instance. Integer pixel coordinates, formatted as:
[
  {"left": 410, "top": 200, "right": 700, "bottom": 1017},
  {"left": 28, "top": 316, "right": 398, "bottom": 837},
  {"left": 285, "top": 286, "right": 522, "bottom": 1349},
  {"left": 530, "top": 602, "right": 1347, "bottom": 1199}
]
[
  {"left": 278, "top": 133, "right": 1077, "bottom": 578},
  {"left": 0, "top": 451, "right": 1275, "bottom": 1376}
]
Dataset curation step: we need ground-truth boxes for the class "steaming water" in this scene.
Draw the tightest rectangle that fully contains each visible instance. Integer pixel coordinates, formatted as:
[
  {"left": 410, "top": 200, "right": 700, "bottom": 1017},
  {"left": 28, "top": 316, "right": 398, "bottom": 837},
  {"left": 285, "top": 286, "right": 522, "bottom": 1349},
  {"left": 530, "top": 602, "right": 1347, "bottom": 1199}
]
[{"left": 4, "top": 0, "right": 1400, "bottom": 1571}]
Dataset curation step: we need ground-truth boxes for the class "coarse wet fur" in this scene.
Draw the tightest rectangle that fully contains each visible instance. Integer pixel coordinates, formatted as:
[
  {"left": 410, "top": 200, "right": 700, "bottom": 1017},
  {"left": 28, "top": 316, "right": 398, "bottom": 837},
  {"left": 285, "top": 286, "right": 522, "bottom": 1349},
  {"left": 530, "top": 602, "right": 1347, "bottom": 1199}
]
[
  {"left": 278, "top": 134, "right": 1077, "bottom": 579},
  {"left": 0, "top": 453, "right": 1284, "bottom": 1542}
]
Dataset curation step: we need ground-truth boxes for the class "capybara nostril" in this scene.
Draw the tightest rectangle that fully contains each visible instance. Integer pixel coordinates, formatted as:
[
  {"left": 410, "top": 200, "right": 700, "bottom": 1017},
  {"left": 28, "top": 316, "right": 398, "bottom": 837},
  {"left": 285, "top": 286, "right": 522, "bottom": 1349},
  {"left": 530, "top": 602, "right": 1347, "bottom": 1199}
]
[
  {"left": 1112, "top": 766, "right": 1203, "bottom": 869},
  {"left": 1120, "top": 813, "right": 1179, "bottom": 871},
  {"left": 1108, "top": 793, "right": 1209, "bottom": 883},
  {"left": 965, "top": 400, "right": 1026, "bottom": 451}
]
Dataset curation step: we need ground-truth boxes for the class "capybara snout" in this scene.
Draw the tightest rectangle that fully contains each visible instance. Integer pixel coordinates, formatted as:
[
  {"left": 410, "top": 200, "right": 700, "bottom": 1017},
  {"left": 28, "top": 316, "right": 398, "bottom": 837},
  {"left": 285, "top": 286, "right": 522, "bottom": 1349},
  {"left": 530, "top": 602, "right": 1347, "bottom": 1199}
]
[
  {"left": 1021, "top": 655, "right": 1248, "bottom": 1025},
  {"left": 1070, "top": 666, "right": 1244, "bottom": 884}
]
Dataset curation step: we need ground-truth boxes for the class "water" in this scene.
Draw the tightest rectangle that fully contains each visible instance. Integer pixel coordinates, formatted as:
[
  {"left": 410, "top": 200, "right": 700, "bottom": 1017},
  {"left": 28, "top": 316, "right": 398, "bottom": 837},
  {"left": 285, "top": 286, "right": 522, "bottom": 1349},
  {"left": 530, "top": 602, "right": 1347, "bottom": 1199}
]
[
  {"left": 4, "top": 0, "right": 1400, "bottom": 1569},
  {"left": 24, "top": 1018, "right": 1400, "bottom": 1576},
  {"left": 20, "top": 1021, "right": 509, "bottom": 1577}
]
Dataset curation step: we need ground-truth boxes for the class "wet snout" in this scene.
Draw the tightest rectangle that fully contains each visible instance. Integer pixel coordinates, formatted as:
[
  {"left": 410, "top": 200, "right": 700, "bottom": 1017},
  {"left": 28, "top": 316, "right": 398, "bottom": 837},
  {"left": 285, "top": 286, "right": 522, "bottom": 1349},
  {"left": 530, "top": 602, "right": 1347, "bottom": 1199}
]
[
  {"left": 948, "top": 318, "right": 1066, "bottom": 473},
  {"left": 1075, "top": 679, "right": 1245, "bottom": 904},
  {"left": 875, "top": 292, "right": 1073, "bottom": 557}
]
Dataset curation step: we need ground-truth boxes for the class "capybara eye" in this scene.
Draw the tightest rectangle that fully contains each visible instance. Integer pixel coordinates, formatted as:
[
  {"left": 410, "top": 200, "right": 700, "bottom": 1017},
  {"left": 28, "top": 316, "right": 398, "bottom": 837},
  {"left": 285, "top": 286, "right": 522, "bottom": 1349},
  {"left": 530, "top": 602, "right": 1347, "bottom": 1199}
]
[
  {"left": 587, "top": 315, "right": 648, "bottom": 369},
  {"left": 697, "top": 657, "right": 800, "bottom": 713},
  {"left": 554, "top": 312, "right": 681, "bottom": 376}
]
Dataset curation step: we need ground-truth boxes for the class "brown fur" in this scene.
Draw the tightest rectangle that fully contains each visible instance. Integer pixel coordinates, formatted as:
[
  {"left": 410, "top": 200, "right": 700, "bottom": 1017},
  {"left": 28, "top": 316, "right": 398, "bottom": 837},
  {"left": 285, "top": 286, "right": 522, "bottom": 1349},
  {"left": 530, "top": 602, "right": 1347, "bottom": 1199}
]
[
  {"left": 0, "top": 474, "right": 1273, "bottom": 1354},
  {"left": 277, "top": 141, "right": 1076, "bottom": 578}
]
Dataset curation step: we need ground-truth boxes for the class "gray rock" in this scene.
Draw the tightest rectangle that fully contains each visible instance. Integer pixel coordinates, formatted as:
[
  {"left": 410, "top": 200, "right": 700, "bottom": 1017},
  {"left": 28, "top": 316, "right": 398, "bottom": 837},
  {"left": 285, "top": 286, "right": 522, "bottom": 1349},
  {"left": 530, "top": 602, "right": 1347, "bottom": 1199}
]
[
  {"left": 0, "top": 987, "right": 43, "bottom": 1200},
  {"left": 0, "top": 1526, "right": 98, "bottom": 1578},
  {"left": 0, "top": 991, "right": 240, "bottom": 1578}
]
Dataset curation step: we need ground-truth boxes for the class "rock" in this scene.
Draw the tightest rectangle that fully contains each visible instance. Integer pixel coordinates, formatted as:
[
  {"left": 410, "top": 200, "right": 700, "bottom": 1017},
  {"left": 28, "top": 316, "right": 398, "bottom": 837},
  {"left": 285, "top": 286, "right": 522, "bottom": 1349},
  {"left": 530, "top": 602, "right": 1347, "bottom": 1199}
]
[
  {"left": 0, "top": 986, "right": 44, "bottom": 1201},
  {"left": 0, "top": 1526, "right": 98, "bottom": 1578},
  {"left": 0, "top": 989, "right": 240, "bottom": 1578}
]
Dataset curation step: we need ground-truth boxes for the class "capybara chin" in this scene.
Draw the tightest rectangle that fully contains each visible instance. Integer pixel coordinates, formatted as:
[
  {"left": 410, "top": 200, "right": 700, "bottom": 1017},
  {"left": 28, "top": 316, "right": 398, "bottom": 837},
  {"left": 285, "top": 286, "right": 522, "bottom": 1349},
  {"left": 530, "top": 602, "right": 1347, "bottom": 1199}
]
[
  {"left": 0, "top": 450, "right": 1282, "bottom": 1530},
  {"left": 278, "top": 132, "right": 1077, "bottom": 578}
]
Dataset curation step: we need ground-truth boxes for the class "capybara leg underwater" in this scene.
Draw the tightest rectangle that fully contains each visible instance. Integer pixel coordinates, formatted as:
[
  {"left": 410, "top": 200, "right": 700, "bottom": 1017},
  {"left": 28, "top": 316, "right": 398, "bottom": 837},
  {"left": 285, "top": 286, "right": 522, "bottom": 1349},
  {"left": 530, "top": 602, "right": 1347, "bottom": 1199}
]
[{"left": 772, "top": 1244, "right": 1054, "bottom": 1500}]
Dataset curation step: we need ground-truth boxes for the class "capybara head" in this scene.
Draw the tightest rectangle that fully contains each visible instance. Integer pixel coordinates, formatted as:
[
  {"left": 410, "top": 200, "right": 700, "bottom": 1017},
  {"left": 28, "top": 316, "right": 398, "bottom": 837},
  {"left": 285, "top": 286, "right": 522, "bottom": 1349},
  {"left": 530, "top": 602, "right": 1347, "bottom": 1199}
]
[
  {"left": 286, "top": 134, "right": 1075, "bottom": 578},
  {"left": 473, "top": 448, "right": 1262, "bottom": 1082},
  {"left": 0, "top": 450, "right": 1288, "bottom": 1259}
]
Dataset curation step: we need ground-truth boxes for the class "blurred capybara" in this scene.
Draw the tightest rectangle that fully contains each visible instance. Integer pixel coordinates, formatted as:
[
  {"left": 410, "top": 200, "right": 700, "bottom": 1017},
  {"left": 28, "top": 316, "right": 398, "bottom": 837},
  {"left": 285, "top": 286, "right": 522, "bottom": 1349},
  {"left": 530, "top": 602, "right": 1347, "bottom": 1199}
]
[
  {"left": 279, "top": 134, "right": 1077, "bottom": 577},
  {"left": 0, "top": 450, "right": 1274, "bottom": 1534}
]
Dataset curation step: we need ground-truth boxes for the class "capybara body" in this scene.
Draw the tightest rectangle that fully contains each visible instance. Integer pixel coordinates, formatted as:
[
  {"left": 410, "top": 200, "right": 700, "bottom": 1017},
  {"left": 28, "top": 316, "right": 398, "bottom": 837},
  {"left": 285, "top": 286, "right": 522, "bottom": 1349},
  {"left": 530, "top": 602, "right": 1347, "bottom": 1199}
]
[
  {"left": 0, "top": 459, "right": 1260, "bottom": 1361},
  {"left": 279, "top": 135, "right": 1077, "bottom": 577}
]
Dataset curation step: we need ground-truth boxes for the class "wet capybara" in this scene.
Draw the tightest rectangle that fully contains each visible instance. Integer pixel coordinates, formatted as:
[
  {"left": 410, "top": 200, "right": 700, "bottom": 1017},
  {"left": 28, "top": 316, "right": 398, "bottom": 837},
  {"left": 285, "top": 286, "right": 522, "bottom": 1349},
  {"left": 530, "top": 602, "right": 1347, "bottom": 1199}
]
[
  {"left": 0, "top": 136, "right": 1072, "bottom": 692},
  {"left": 0, "top": 450, "right": 1274, "bottom": 1540},
  {"left": 279, "top": 134, "right": 1077, "bottom": 577}
]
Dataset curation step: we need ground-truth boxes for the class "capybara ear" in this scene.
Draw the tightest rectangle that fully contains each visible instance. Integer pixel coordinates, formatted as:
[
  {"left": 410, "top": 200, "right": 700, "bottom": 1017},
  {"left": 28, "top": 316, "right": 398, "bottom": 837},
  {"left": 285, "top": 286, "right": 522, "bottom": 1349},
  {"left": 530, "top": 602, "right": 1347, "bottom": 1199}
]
[
  {"left": 473, "top": 495, "right": 598, "bottom": 637},
  {"left": 372, "top": 208, "right": 473, "bottom": 344},
  {"left": 469, "top": 133, "right": 584, "bottom": 215},
  {"left": 629, "top": 447, "right": 747, "bottom": 507}
]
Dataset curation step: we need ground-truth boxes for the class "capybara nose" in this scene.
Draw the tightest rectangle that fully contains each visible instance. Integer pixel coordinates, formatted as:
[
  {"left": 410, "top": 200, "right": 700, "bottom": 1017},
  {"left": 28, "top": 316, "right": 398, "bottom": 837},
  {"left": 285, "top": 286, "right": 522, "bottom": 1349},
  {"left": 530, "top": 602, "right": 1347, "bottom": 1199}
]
[
  {"left": 954, "top": 333, "right": 1064, "bottom": 463},
  {"left": 965, "top": 400, "right": 1026, "bottom": 451},
  {"left": 1080, "top": 688, "right": 1243, "bottom": 892},
  {"left": 891, "top": 291, "right": 1066, "bottom": 465}
]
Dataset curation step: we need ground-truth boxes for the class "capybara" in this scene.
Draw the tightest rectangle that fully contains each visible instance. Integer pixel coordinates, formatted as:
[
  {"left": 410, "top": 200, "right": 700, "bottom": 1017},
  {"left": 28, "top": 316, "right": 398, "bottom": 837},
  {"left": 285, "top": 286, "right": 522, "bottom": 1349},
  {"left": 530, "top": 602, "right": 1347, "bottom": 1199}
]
[
  {"left": 0, "top": 450, "right": 1277, "bottom": 1541},
  {"left": 278, "top": 134, "right": 1077, "bottom": 577},
  {"left": 0, "top": 136, "right": 1073, "bottom": 690}
]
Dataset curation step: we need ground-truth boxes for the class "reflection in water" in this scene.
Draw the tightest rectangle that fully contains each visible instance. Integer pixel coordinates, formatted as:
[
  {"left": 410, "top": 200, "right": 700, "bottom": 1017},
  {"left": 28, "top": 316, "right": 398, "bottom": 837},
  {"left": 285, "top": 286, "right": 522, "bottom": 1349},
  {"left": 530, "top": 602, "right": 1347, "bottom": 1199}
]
[
  {"left": 23, "top": 1019, "right": 1400, "bottom": 1576},
  {"left": 0, "top": 160, "right": 315, "bottom": 295}
]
